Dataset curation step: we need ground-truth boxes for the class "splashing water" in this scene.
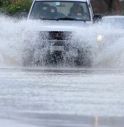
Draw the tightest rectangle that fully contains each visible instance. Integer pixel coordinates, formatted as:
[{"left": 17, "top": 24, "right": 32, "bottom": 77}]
[
  {"left": 0, "top": 15, "right": 42, "bottom": 66},
  {"left": 0, "top": 15, "right": 25, "bottom": 65},
  {"left": 93, "top": 24, "right": 124, "bottom": 68},
  {"left": 0, "top": 15, "right": 124, "bottom": 68}
]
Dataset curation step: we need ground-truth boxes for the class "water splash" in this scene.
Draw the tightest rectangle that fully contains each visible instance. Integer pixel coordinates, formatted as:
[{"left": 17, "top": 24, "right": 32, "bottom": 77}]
[{"left": 0, "top": 15, "right": 124, "bottom": 67}]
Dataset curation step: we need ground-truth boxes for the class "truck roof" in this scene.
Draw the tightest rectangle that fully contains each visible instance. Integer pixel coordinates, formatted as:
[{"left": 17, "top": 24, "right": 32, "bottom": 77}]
[{"left": 34, "top": 0, "right": 89, "bottom": 2}]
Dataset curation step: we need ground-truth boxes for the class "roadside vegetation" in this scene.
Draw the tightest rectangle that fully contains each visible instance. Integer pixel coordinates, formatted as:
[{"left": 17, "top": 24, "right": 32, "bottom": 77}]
[{"left": 0, "top": 0, "right": 32, "bottom": 16}]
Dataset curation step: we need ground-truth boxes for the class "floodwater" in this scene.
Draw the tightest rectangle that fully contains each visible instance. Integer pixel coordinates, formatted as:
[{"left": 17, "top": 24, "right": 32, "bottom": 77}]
[
  {"left": 0, "top": 67, "right": 124, "bottom": 127},
  {"left": 0, "top": 15, "right": 124, "bottom": 127}
]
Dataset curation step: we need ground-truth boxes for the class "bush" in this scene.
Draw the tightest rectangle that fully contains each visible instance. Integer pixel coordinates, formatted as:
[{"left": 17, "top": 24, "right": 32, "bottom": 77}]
[
  {"left": 7, "top": 0, "right": 32, "bottom": 14},
  {"left": 0, "top": 0, "right": 11, "bottom": 7},
  {"left": 0, "top": 0, "right": 32, "bottom": 15}
]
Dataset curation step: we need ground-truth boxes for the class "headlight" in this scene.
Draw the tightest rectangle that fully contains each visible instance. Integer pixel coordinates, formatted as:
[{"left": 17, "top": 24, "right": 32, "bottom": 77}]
[{"left": 96, "top": 34, "right": 104, "bottom": 43}]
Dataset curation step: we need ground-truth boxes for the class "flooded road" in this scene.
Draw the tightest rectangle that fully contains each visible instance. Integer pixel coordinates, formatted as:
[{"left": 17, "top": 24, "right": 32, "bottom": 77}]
[
  {"left": 0, "top": 67, "right": 124, "bottom": 127},
  {"left": 0, "top": 15, "right": 124, "bottom": 126}
]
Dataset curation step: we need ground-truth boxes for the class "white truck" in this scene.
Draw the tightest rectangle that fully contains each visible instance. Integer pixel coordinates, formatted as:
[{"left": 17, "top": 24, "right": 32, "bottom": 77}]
[{"left": 25, "top": 0, "right": 98, "bottom": 66}]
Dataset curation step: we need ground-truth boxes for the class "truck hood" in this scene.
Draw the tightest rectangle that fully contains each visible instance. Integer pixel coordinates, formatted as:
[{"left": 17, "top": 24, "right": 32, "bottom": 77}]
[{"left": 27, "top": 20, "right": 93, "bottom": 32}]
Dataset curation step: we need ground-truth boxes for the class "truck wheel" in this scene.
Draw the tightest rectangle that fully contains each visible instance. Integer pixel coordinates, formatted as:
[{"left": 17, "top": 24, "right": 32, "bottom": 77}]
[{"left": 75, "top": 49, "right": 92, "bottom": 66}]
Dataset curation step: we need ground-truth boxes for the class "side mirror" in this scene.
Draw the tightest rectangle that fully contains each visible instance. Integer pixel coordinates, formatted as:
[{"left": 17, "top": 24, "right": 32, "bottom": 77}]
[{"left": 93, "top": 14, "right": 102, "bottom": 22}]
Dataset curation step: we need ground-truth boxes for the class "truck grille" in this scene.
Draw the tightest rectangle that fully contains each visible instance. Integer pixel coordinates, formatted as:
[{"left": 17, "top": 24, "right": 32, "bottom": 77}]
[{"left": 49, "top": 31, "right": 72, "bottom": 40}]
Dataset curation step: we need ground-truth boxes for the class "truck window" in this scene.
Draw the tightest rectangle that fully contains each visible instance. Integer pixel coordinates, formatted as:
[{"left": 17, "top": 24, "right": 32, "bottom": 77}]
[{"left": 29, "top": 1, "right": 91, "bottom": 21}]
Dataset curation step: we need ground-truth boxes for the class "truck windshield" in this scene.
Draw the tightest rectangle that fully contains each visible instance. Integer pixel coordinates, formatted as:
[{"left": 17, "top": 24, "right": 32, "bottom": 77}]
[{"left": 29, "top": 1, "right": 91, "bottom": 21}]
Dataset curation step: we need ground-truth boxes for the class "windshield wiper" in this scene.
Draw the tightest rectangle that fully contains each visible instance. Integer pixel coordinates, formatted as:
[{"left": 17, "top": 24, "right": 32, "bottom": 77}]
[
  {"left": 40, "top": 17, "right": 87, "bottom": 22},
  {"left": 40, "top": 17, "right": 55, "bottom": 20},
  {"left": 56, "top": 17, "right": 77, "bottom": 20},
  {"left": 56, "top": 17, "right": 86, "bottom": 22},
  {"left": 40, "top": 17, "right": 76, "bottom": 21}
]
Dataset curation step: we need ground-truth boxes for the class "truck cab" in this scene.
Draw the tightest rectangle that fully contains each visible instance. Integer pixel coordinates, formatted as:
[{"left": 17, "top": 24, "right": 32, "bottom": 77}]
[{"left": 25, "top": 0, "right": 94, "bottom": 66}]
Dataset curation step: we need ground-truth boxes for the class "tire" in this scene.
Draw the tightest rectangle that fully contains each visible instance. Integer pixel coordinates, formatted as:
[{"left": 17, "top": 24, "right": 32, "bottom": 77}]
[{"left": 75, "top": 49, "right": 92, "bottom": 66}]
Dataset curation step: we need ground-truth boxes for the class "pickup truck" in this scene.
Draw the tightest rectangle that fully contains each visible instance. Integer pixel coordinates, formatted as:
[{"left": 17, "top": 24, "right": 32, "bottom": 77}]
[{"left": 24, "top": 0, "right": 97, "bottom": 66}]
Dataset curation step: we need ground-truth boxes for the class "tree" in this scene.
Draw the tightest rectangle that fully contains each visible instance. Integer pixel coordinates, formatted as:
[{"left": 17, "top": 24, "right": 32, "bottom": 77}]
[
  {"left": 104, "top": 0, "right": 120, "bottom": 13},
  {"left": 91, "top": 0, "right": 120, "bottom": 14},
  {"left": 6, "top": 0, "right": 32, "bottom": 14}
]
